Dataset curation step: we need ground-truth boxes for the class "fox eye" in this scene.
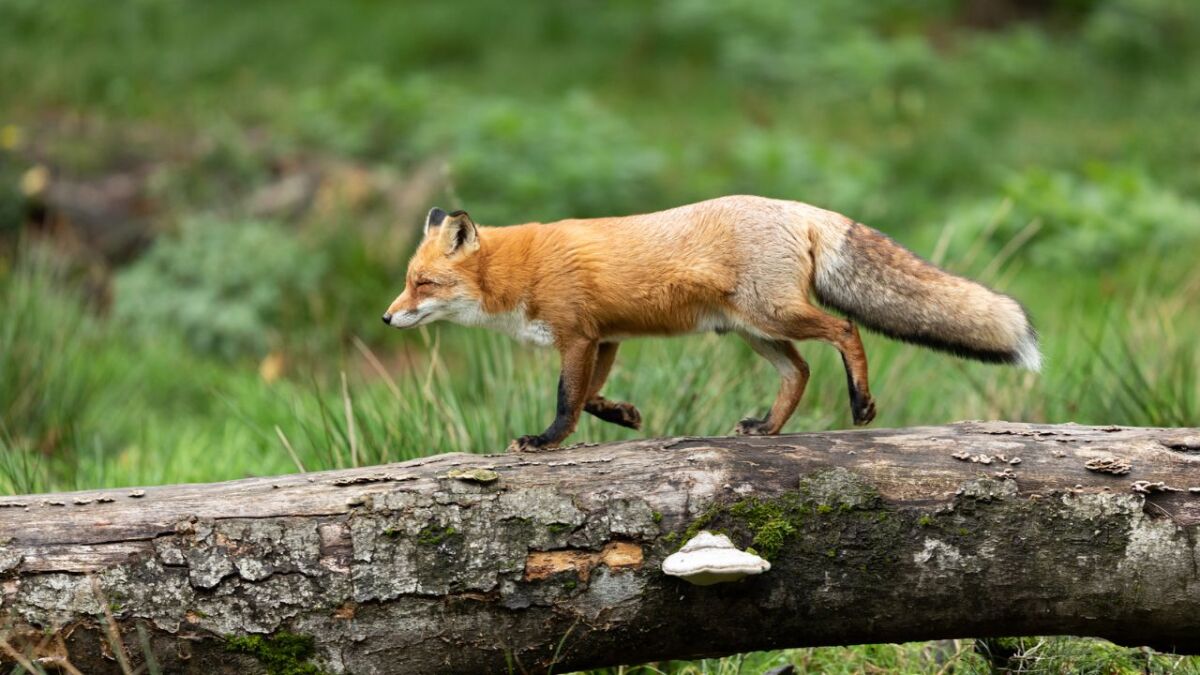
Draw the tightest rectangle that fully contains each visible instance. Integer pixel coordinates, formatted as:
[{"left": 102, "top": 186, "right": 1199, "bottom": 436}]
[{"left": 414, "top": 278, "right": 436, "bottom": 288}]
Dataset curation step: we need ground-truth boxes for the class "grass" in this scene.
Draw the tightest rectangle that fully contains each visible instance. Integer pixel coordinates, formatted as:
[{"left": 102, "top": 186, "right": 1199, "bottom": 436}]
[
  {"left": 568, "top": 638, "right": 1200, "bottom": 674},
  {"left": 6, "top": 242, "right": 1193, "bottom": 494},
  {"left": 2, "top": 1, "right": 1199, "bottom": 671}
]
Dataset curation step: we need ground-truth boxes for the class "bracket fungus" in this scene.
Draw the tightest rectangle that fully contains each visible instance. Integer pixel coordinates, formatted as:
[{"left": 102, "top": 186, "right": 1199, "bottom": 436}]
[
  {"left": 662, "top": 530, "right": 771, "bottom": 585},
  {"left": 1085, "top": 457, "right": 1131, "bottom": 476}
]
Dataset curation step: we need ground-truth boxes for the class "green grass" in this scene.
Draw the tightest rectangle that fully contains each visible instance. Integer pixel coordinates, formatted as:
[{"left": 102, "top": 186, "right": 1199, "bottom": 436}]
[
  {"left": 2, "top": 1, "right": 1200, "bottom": 671},
  {"left": 569, "top": 638, "right": 1200, "bottom": 674}
]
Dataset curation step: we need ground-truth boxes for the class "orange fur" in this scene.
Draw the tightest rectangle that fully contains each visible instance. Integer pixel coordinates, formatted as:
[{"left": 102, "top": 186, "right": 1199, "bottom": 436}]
[{"left": 383, "top": 196, "right": 1038, "bottom": 451}]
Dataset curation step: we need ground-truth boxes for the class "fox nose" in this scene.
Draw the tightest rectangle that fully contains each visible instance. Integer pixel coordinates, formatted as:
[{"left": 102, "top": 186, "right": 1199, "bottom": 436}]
[{"left": 381, "top": 313, "right": 392, "bottom": 325}]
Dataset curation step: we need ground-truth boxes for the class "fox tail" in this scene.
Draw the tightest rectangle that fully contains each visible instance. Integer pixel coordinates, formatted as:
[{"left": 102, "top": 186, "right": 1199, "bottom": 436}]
[{"left": 813, "top": 222, "right": 1041, "bottom": 371}]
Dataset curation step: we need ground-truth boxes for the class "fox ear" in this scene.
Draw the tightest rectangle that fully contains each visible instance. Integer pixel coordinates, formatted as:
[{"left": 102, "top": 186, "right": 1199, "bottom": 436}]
[
  {"left": 437, "top": 210, "right": 478, "bottom": 255},
  {"left": 424, "top": 207, "right": 448, "bottom": 235}
]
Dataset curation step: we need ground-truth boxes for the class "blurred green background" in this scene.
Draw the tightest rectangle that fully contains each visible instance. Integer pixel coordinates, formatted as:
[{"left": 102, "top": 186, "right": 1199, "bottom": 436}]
[{"left": 2, "top": 0, "right": 1198, "bottom": 671}]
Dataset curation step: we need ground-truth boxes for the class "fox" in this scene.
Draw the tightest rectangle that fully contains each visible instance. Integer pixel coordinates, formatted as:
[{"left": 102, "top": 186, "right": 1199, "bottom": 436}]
[{"left": 383, "top": 195, "right": 1040, "bottom": 452}]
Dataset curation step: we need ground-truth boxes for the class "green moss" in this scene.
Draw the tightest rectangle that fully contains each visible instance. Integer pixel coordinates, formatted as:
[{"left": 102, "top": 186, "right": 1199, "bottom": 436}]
[
  {"left": 225, "top": 632, "right": 327, "bottom": 675},
  {"left": 727, "top": 492, "right": 808, "bottom": 560},
  {"left": 651, "top": 511, "right": 663, "bottom": 523},
  {"left": 416, "top": 524, "right": 459, "bottom": 546},
  {"left": 747, "top": 512, "right": 797, "bottom": 560},
  {"left": 677, "top": 502, "right": 723, "bottom": 547},
  {"left": 673, "top": 469, "right": 889, "bottom": 561},
  {"left": 547, "top": 522, "right": 573, "bottom": 535},
  {"left": 917, "top": 515, "right": 934, "bottom": 527}
]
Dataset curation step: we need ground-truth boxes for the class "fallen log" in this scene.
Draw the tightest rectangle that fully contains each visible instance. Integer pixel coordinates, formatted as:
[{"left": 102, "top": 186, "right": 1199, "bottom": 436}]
[{"left": 3, "top": 421, "right": 1200, "bottom": 674}]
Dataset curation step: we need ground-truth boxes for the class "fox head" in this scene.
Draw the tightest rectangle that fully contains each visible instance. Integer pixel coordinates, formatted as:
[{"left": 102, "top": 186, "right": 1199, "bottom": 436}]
[{"left": 382, "top": 207, "right": 483, "bottom": 330}]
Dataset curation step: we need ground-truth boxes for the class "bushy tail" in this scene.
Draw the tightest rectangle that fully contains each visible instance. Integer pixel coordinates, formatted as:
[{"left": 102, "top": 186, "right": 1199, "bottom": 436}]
[{"left": 813, "top": 222, "right": 1041, "bottom": 371}]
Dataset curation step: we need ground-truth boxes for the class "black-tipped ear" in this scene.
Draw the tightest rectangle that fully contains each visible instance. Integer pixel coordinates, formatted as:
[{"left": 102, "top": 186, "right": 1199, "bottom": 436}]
[
  {"left": 424, "top": 207, "right": 448, "bottom": 234},
  {"left": 437, "top": 210, "right": 478, "bottom": 255}
]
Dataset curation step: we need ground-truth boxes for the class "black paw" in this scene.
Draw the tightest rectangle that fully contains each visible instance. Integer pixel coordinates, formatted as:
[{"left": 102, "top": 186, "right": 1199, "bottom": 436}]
[
  {"left": 585, "top": 398, "right": 643, "bottom": 430},
  {"left": 507, "top": 435, "right": 556, "bottom": 453},
  {"left": 851, "top": 394, "right": 877, "bottom": 426},
  {"left": 734, "top": 417, "right": 774, "bottom": 436}
]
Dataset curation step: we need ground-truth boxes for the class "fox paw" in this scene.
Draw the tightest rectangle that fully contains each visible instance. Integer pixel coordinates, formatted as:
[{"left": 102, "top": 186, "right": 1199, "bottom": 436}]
[
  {"left": 585, "top": 398, "right": 642, "bottom": 430},
  {"left": 734, "top": 417, "right": 774, "bottom": 436},
  {"left": 852, "top": 396, "right": 877, "bottom": 426},
  {"left": 507, "top": 435, "right": 557, "bottom": 453}
]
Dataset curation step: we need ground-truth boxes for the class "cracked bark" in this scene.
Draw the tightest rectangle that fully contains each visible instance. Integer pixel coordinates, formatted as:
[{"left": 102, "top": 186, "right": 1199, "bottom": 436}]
[{"left": 3, "top": 422, "right": 1200, "bottom": 674}]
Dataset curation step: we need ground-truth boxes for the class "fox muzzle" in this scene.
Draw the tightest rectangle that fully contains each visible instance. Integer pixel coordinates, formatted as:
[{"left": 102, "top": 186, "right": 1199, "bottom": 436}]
[{"left": 383, "top": 308, "right": 431, "bottom": 329}]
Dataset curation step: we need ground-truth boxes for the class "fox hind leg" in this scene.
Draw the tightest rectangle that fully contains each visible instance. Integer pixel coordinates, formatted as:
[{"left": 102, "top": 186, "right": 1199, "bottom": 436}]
[
  {"left": 745, "top": 301, "right": 876, "bottom": 426},
  {"left": 734, "top": 334, "right": 810, "bottom": 435},
  {"left": 583, "top": 342, "right": 641, "bottom": 430},
  {"left": 838, "top": 323, "right": 876, "bottom": 425},
  {"left": 779, "top": 307, "right": 876, "bottom": 426}
]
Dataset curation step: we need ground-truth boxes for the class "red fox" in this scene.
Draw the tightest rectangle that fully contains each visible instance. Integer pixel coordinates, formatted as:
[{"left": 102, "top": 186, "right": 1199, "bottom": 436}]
[{"left": 383, "top": 196, "right": 1039, "bottom": 452}]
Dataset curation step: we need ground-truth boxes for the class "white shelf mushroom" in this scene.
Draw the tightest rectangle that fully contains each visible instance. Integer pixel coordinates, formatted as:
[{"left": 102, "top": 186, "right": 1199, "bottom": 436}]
[{"left": 661, "top": 531, "right": 771, "bottom": 586}]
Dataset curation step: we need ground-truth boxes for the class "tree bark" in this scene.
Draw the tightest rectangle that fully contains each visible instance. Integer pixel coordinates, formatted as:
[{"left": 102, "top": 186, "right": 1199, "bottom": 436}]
[{"left": 3, "top": 422, "right": 1200, "bottom": 674}]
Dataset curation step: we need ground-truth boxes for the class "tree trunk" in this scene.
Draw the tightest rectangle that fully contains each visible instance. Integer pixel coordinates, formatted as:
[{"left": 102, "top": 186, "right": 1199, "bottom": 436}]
[{"left": 3, "top": 422, "right": 1200, "bottom": 674}]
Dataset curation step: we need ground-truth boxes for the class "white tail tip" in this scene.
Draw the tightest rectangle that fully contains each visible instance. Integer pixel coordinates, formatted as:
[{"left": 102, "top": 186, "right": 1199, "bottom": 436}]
[{"left": 1016, "top": 333, "right": 1043, "bottom": 372}]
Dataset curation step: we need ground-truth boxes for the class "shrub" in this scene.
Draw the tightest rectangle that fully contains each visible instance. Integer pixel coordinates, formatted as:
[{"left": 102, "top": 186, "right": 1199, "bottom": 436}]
[
  {"left": 655, "top": 0, "right": 944, "bottom": 96},
  {"left": 436, "top": 93, "right": 665, "bottom": 223},
  {"left": 945, "top": 165, "right": 1200, "bottom": 269},
  {"left": 1082, "top": 0, "right": 1200, "bottom": 69},
  {"left": 114, "top": 218, "right": 324, "bottom": 359},
  {"left": 283, "top": 75, "right": 666, "bottom": 224},
  {"left": 288, "top": 67, "right": 436, "bottom": 163},
  {"left": 723, "top": 129, "right": 884, "bottom": 215}
]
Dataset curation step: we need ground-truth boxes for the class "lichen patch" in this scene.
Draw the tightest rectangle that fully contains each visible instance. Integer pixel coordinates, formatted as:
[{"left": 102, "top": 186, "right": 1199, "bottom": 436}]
[
  {"left": 580, "top": 566, "right": 646, "bottom": 619},
  {"left": 913, "top": 538, "right": 968, "bottom": 571},
  {"left": 956, "top": 478, "right": 1019, "bottom": 501},
  {"left": 1117, "top": 512, "right": 1195, "bottom": 605},
  {"left": 798, "top": 467, "right": 881, "bottom": 510},
  {"left": 442, "top": 467, "right": 500, "bottom": 483}
]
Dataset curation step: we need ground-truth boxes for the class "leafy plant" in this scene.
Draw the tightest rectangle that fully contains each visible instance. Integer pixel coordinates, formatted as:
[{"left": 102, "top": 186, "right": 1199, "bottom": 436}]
[
  {"left": 946, "top": 165, "right": 1200, "bottom": 269},
  {"left": 724, "top": 129, "right": 884, "bottom": 215},
  {"left": 1083, "top": 0, "right": 1200, "bottom": 69},
  {"left": 435, "top": 93, "right": 665, "bottom": 223},
  {"left": 288, "top": 68, "right": 436, "bottom": 163},
  {"left": 114, "top": 218, "right": 325, "bottom": 359}
]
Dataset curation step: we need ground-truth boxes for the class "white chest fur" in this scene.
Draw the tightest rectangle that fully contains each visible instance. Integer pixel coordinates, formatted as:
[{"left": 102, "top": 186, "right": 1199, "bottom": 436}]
[{"left": 447, "top": 300, "right": 555, "bottom": 347}]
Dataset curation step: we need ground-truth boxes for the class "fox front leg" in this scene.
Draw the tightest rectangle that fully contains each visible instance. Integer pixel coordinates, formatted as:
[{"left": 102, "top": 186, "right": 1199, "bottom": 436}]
[
  {"left": 507, "top": 338, "right": 597, "bottom": 452},
  {"left": 583, "top": 342, "right": 642, "bottom": 430}
]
